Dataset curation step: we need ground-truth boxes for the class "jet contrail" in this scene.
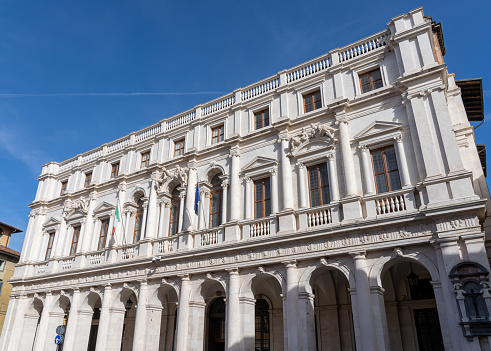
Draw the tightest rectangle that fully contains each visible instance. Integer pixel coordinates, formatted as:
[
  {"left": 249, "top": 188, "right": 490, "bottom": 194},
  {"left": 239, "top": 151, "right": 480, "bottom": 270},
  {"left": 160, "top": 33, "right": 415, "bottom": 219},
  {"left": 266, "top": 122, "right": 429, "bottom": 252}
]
[{"left": 0, "top": 92, "right": 227, "bottom": 98}]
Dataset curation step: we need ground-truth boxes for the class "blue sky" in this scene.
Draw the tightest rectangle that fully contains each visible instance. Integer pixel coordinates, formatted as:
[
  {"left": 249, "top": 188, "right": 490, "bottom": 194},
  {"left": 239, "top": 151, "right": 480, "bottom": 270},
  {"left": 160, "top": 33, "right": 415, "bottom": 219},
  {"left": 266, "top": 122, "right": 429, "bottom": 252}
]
[{"left": 0, "top": 1, "right": 490, "bottom": 252}]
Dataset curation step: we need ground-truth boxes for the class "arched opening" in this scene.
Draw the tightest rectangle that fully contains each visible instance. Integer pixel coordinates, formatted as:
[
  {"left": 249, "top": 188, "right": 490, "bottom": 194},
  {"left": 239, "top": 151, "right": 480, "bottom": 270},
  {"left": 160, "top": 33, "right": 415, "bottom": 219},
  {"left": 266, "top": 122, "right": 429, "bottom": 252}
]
[
  {"left": 146, "top": 284, "right": 179, "bottom": 351},
  {"left": 381, "top": 261, "right": 444, "bottom": 351},
  {"left": 19, "top": 298, "right": 43, "bottom": 350},
  {"left": 87, "top": 298, "right": 102, "bottom": 351},
  {"left": 310, "top": 267, "right": 355, "bottom": 351},
  {"left": 209, "top": 174, "right": 223, "bottom": 228},
  {"left": 241, "top": 273, "right": 284, "bottom": 351},
  {"left": 255, "top": 298, "right": 270, "bottom": 351},
  {"left": 71, "top": 291, "right": 102, "bottom": 351},
  {"left": 207, "top": 297, "right": 226, "bottom": 351},
  {"left": 169, "top": 187, "right": 180, "bottom": 235},
  {"left": 120, "top": 293, "right": 137, "bottom": 351}
]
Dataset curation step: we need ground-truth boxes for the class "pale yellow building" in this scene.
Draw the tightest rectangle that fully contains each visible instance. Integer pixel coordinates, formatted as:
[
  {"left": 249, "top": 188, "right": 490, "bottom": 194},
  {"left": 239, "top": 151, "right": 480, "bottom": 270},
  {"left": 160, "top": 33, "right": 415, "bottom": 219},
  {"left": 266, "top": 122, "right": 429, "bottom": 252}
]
[{"left": 0, "top": 222, "right": 21, "bottom": 337}]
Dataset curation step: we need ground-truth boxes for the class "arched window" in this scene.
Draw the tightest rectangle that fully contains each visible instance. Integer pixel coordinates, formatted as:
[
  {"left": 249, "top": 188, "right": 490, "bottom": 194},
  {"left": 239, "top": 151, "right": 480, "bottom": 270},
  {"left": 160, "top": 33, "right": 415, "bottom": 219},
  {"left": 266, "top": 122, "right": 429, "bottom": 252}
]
[
  {"left": 210, "top": 175, "right": 223, "bottom": 228},
  {"left": 133, "top": 198, "right": 144, "bottom": 242},
  {"left": 169, "top": 188, "right": 180, "bottom": 235},
  {"left": 255, "top": 298, "right": 270, "bottom": 351}
]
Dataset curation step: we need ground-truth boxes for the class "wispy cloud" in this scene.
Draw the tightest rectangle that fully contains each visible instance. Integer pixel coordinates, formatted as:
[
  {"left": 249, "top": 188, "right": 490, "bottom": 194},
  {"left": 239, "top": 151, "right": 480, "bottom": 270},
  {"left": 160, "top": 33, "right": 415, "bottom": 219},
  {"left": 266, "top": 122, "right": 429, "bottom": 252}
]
[{"left": 0, "top": 92, "right": 226, "bottom": 98}]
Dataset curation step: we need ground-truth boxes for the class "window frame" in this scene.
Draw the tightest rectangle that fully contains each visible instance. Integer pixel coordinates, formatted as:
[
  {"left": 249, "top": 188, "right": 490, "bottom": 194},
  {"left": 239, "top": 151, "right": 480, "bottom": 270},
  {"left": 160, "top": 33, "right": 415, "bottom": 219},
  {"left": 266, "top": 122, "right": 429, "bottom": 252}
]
[
  {"left": 110, "top": 162, "right": 120, "bottom": 178},
  {"left": 370, "top": 145, "right": 402, "bottom": 194},
  {"left": 307, "top": 163, "right": 331, "bottom": 207},
  {"left": 133, "top": 200, "right": 145, "bottom": 242},
  {"left": 169, "top": 188, "right": 180, "bottom": 235},
  {"left": 209, "top": 176, "right": 223, "bottom": 228},
  {"left": 254, "top": 108, "right": 270, "bottom": 130},
  {"left": 84, "top": 172, "right": 92, "bottom": 187},
  {"left": 254, "top": 177, "right": 272, "bottom": 219},
  {"left": 45, "top": 232, "right": 55, "bottom": 260},
  {"left": 60, "top": 181, "right": 68, "bottom": 195},
  {"left": 140, "top": 151, "right": 150, "bottom": 168},
  {"left": 69, "top": 225, "right": 81, "bottom": 256},
  {"left": 98, "top": 218, "right": 110, "bottom": 251},
  {"left": 303, "top": 90, "right": 322, "bottom": 113},
  {"left": 211, "top": 125, "right": 225, "bottom": 144},
  {"left": 358, "top": 68, "right": 383, "bottom": 94},
  {"left": 174, "top": 139, "right": 185, "bottom": 157}
]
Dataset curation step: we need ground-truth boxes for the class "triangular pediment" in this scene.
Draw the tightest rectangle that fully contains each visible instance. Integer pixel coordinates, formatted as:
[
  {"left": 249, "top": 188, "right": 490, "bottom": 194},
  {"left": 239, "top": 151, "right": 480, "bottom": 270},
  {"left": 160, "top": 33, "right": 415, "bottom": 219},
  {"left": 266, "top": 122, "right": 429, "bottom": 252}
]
[
  {"left": 42, "top": 217, "right": 61, "bottom": 229},
  {"left": 65, "top": 208, "right": 86, "bottom": 221},
  {"left": 291, "top": 138, "right": 334, "bottom": 158},
  {"left": 241, "top": 156, "right": 277, "bottom": 173},
  {"left": 354, "top": 121, "right": 402, "bottom": 141},
  {"left": 93, "top": 202, "right": 116, "bottom": 215}
]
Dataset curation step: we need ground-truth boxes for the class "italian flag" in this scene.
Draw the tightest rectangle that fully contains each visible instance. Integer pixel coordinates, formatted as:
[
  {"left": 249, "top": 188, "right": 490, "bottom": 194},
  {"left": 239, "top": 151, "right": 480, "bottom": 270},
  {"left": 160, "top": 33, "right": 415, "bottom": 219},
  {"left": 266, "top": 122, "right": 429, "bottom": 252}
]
[{"left": 112, "top": 202, "right": 121, "bottom": 236}]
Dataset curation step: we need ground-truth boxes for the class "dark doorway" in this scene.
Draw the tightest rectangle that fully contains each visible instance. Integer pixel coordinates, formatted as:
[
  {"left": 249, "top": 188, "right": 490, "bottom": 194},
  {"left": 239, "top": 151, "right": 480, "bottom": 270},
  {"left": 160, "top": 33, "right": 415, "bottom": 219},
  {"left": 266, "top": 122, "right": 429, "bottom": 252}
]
[
  {"left": 87, "top": 307, "right": 100, "bottom": 351},
  {"left": 255, "top": 298, "right": 270, "bottom": 351},
  {"left": 413, "top": 308, "right": 444, "bottom": 351},
  {"left": 208, "top": 297, "right": 226, "bottom": 351}
]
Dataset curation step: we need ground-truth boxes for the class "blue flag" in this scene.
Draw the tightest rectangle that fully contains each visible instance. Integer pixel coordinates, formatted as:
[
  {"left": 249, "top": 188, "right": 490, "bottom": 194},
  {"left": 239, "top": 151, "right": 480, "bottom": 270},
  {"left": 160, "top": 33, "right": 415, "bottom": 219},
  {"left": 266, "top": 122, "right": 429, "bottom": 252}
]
[{"left": 194, "top": 183, "right": 201, "bottom": 216}]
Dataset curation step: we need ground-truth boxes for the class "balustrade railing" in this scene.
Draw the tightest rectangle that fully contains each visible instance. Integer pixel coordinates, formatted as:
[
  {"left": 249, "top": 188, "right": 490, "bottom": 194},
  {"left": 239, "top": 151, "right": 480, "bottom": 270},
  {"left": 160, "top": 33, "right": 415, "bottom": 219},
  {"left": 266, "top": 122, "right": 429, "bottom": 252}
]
[
  {"left": 286, "top": 54, "right": 332, "bottom": 83},
  {"left": 365, "top": 188, "right": 416, "bottom": 218},
  {"left": 166, "top": 110, "right": 196, "bottom": 130},
  {"left": 202, "top": 94, "right": 235, "bottom": 116},
  {"left": 242, "top": 77, "right": 280, "bottom": 101},
  {"left": 376, "top": 193, "right": 406, "bottom": 215},
  {"left": 338, "top": 30, "right": 389, "bottom": 62},
  {"left": 60, "top": 258, "right": 74, "bottom": 270},
  {"left": 156, "top": 236, "right": 178, "bottom": 253},
  {"left": 200, "top": 229, "right": 220, "bottom": 246},
  {"left": 35, "top": 262, "right": 48, "bottom": 274},
  {"left": 135, "top": 124, "right": 161, "bottom": 143},
  {"left": 250, "top": 219, "right": 271, "bottom": 238},
  {"left": 88, "top": 251, "right": 104, "bottom": 266},
  {"left": 121, "top": 245, "right": 136, "bottom": 260},
  {"left": 298, "top": 203, "right": 340, "bottom": 230},
  {"left": 308, "top": 207, "right": 332, "bottom": 227}
]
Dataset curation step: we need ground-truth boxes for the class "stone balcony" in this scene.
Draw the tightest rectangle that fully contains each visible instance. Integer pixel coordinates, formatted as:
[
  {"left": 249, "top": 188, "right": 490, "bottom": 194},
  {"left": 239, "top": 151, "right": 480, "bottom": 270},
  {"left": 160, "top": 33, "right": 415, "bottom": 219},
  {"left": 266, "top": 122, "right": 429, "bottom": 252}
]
[{"left": 23, "top": 187, "right": 420, "bottom": 278}]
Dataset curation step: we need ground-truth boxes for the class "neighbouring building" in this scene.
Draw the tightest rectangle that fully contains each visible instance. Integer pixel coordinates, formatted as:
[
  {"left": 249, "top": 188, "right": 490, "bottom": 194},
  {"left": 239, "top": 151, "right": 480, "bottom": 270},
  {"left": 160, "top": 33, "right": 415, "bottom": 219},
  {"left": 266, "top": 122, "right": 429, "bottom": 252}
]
[
  {"left": 0, "top": 222, "right": 21, "bottom": 337},
  {"left": 1, "top": 7, "right": 490, "bottom": 351}
]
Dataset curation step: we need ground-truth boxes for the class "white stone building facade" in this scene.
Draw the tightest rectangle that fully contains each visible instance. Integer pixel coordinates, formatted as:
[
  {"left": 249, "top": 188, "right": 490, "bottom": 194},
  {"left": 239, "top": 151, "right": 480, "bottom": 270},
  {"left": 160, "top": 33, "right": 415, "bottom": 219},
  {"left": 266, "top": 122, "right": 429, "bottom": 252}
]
[{"left": 1, "top": 7, "right": 490, "bottom": 351}]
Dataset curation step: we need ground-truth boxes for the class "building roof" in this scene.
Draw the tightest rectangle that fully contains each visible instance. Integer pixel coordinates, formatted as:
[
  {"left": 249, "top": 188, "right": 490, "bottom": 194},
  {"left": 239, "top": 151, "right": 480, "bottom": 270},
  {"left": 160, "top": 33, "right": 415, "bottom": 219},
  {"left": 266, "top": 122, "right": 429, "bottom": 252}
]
[
  {"left": 0, "top": 245, "right": 21, "bottom": 259},
  {"left": 0, "top": 222, "right": 23, "bottom": 233},
  {"left": 455, "top": 78, "right": 484, "bottom": 122}
]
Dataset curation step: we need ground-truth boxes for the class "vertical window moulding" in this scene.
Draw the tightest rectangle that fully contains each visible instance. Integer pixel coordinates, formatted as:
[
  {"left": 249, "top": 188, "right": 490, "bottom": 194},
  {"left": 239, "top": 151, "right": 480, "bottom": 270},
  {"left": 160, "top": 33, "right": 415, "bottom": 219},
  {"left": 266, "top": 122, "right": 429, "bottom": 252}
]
[
  {"left": 359, "top": 69, "right": 383, "bottom": 93},
  {"left": 254, "top": 109, "right": 270, "bottom": 130},
  {"left": 303, "top": 90, "right": 322, "bottom": 113},
  {"left": 254, "top": 178, "right": 271, "bottom": 219},
  {"left": 371, "top": 146, "right": 401, "bottom": 194},
  {"left": 307, "top": 163, "right": 331, "bottom": 207},
  {"left": 169, "top": 188, "right": 180, "bottom": 235}
]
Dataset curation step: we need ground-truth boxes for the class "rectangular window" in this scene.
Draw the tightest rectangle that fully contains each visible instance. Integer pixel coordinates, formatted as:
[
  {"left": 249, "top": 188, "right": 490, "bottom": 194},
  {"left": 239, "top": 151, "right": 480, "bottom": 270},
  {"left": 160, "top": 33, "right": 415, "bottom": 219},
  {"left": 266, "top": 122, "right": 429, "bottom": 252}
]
[
  {"left": 110, "top": 162, "right": 120, "bottom": 178},
  {"left": 211, "top": 125, "right": 224, "bottom": 144},
  {"left": 98, "top": 219, "right": 110, "bottom": 251},
  {"left": 169, "top": 189, "right": 180, "bottom": 235},
  {"left": 303, "top": 90, "right": 322, "bottom": 113},
  {"left": 174, "top": 139, "right": 185, "bottom": 157},
  {"left": 84, "top": 172, "right": 92, "bottom": 187},
  {"left": 45, "top": 232, "right": 55, "bottom": 260},
  {"left": 359, "top": 68, "right": 383, "bottom": 93},
  {"left": 254, "top": 178, "right": 271, "bottom": 219},
  {"left": 308, "top": 163, "right": 330, "bottom": 207},
  {"left": 254, "top": 109, "right": 270, "bottom": 130},
  {"left": 140, "top": 151, "right": 150, "bottom": 168},
  {"left": 70, "top": 226, "right": 81, "bottom": 256},
  {"left": 371, "top": 146, "right": 401, "bottom": 194},
  {"left": 60, "top": 181, "right": 68, "bottom": 195}
]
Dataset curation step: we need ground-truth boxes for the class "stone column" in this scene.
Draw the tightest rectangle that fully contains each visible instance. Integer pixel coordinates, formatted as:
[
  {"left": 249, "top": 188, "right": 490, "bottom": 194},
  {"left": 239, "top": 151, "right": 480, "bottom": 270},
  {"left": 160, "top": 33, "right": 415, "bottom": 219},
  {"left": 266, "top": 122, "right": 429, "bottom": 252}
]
[
  {"left": 123, "top": 210, "right": 132, "bottom": 244},
  {"left": 338, "top": 118, "right": 357, "bottom": 197},
  {"left": 198, "top": 190, "right": 209, "bottom": 230},
  {"left": 175, "top": 274, "right": 191, "bottom": 351},
  {"left": 53, "top": 207, "right": 69, "bottom": 257},
  {"left": 95, "top": 284, "right": 112, "bottom": 351},
  {"left": 183, "top": 164, "right": 198, "bottom": 231},
  {"left": 351, "top": 252, "right": 377, "bottom": 351},
  {"left": 132, "top": 280, "right": 149, "bottom": 351},
  {"left": 229, "top": 148, "right": 241, "bottom": 221},
  {"left": 63, "top": 288, "right": 81, "bottom": 350},
  {"left": 157, "top": 200, "right": 165, "bottom": 238},
  {"left": 393, "top": 135, "right": 411, "bottom": 187},
  {"left": 327, "top": 153, "right": 340, "bottom": 201},
  {"left": 226, "top": 269, "right": 240, "bottom": 351},
  {"left": 28, "top": 210, "right": 47, "bottom": 262},
  {"left": 297, "top": 163, "right": 309, "bottom": 208},
  {"left": 370, "top": 286, "right": 390, "bottom": 351},
  {"left": 221, "top": 179, "right": 229, "bottom": 224},
  {"left": 19, "top": 212, "right": 36, "bottom": 262},
  {"left": 145, "top": 175, "right": 159, "bottom": 239},
  {"left": 162, "top": 201, "right": 171, "bottom": 237},
  {"left": 279, "top": 135, "right": 294, "bottom": 210},
  {"left": 81, "top": 192, "right": 97, "bottom": 252},
  {"left": 283, "top": 260, "right": 299, "bottom": 350},
  {"left": 359, "top": 145, "right": 376, "bottom": 195},
  {"left": 298, "top": 291, "right": 316, "bottom": 351},
  {"left": 1, "top": 294, "right": 28, "bottom": 350},
  {"left": 245, "top": 178, "right": 252, "bottom": 219},
  {"left": 430, "top": 88, "right": 465, "bottom": 173},
  {"left": 33, "top": 291, "right": 55, "bottom": 350},
  {"left": 178, "top": 188, "right": 186, "bottom": 233},
  {"left": 270, "top": 167, "right": 279, "bottom": 214}
]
